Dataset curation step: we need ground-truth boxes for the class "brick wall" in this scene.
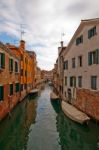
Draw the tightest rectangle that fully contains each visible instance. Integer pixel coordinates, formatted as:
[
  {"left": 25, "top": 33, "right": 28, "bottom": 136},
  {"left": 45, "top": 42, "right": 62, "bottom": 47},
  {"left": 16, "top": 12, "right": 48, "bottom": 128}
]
[{"left": 73, "top": 88, "right": 99, "bottom": 121}]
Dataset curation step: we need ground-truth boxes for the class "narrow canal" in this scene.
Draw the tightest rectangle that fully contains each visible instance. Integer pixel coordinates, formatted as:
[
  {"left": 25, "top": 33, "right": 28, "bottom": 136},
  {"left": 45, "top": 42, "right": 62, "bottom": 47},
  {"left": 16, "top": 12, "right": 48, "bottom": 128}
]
[{"left": 0, "top": 84, "right": 99, "bottom": 150}]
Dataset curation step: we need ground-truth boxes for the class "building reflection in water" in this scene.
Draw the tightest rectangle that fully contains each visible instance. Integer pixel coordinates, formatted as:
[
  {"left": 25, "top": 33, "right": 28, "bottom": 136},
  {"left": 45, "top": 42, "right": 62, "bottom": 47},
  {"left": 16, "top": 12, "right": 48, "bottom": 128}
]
[
  {"left": 0, "top": 95, "right": 38, "bottom": 150},
  {"left": 51, "top": 100, "right": 99, "bottom": 150}
]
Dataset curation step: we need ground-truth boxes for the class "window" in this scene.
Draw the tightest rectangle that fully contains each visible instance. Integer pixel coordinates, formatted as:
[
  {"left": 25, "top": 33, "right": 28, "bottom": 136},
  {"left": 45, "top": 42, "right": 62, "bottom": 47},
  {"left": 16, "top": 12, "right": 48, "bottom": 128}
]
[
  {"left": 25, "top": 57, "right": 27, "bottom": 63},
  {"left": 25, "top": 70, "right": 27, "bottom": 76},
  {"left": 88, "top": 49, "right": 99, "bottom": 65},
  {"left": 21, "top": 84, "right": 23, "bottom": 91},
  {"left": 91, "top": 76, "right": 97, "bottom": 90},
  {"left": 21, "top": 54, "right": 23, "bottom": 61},
  {"left": 0, "top": 86, "right": 4, "bottom": 101},
  {"left": 78, "top": 56, "right": 82, "bottom": 67},
  {"left": 0, "top": 53, "right": 5, "bottom": 69},
  {"left": 24, "top": 84, "right": 27, "bottom": 89},
  {"left": 72, "top": 58, "right": 76, "bottom": 68},
  {"left": 76, "top": 35, "right": 83, "bottom": 45},
  {"left": 78, "top": 76, "right": 82, "bottom": 87},
  {"left": 21, "top": 69, "right": 23, "bottom": 76},
  {"left": 70, "top": 76, "right": 76, "bottom": 87},
  {"left": 65, "top": 92, "right": 66, "bottom": 97},
  {"left": 15, "top": 61, "right": 19, "bottom": 73},
  {"left": 15, "top": 83, "right": 20, "bottom": 92},
  {"left": 9, "top": 58, "right": 13, "bottom": 72},
  {"left": 88, "top": 26, "right": 96, "bottom": 39},
  {"left": 63, "top": 60, "right": 68, "bottom": 70},
  {"left": 65, "top": 76, "right": 67, "bottom": 86},
  {"left": 10, "top": 84, "right": 13, "bottom": 95}
]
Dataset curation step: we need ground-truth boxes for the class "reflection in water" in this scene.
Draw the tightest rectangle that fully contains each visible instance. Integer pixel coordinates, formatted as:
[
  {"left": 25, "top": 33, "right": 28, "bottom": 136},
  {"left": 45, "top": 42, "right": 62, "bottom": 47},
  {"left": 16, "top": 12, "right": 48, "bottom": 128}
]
[
  {"left": 0, "top": 85, "right": 98, "bottom": 150},
  {"left": 51, "top": 100, "right": 99, "bottom": 150},
  {"left": 0, "top": 95, "right": 38, "bottom": 150}
]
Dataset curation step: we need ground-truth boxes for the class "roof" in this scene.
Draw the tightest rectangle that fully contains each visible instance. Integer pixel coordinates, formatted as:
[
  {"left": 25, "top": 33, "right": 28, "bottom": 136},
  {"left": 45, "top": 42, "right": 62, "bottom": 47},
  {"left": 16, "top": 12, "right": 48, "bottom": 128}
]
[
  {"left": 66, "top": 18, "right": 99, "bottom": 52},
  {"left": 0, "top": 42, "right": 19, "bottom": 60},
  {"left": 81, "top": 18, "right": 99, "bottom": 22}
]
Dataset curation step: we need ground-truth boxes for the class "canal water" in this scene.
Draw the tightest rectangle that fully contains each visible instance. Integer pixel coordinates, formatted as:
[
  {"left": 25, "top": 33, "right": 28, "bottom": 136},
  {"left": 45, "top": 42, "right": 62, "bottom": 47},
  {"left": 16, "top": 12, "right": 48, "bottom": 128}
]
[{"left": 0, "top": 84, "right": 99, "bottom": 150}]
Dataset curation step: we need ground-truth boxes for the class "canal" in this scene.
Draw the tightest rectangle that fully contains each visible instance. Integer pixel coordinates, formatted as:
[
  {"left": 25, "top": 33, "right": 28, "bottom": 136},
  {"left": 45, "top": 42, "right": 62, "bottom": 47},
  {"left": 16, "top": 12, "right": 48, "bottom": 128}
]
[{"left": 0, "top": 84, "right": 99, "bottom": 150}]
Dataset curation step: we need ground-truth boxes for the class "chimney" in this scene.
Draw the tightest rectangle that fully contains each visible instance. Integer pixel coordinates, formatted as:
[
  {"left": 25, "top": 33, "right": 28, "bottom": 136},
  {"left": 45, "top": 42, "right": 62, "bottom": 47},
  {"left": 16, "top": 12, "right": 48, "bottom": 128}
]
[
  {"left": 61, "top": 41, "right": 63, "bottom": 48},
  {"left": 20, "top": 40, "right": 25, "bottom": 50}
]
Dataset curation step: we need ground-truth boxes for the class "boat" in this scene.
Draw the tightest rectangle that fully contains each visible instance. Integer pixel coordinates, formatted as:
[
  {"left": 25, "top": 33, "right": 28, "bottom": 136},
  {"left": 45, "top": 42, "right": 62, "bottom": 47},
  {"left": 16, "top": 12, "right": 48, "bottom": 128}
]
[
  {"left": 50, "top": 92, "right": 59, "bottom": 100},
  {"left": 62, "top": 101, "right": 90, "bottom": 124},
  {"left": 29, "top": 89, "right": 39, "bottom": 95},
  {"left": 48, "top": 81, "right": 53, "bottom": 86}
]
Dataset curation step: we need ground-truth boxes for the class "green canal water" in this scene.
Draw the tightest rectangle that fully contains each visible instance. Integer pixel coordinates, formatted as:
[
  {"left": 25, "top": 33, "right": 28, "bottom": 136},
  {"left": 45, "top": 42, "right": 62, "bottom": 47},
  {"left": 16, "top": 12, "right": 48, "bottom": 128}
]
[{"left": 0, "top": 84, "right": 99, "bottom": 150}]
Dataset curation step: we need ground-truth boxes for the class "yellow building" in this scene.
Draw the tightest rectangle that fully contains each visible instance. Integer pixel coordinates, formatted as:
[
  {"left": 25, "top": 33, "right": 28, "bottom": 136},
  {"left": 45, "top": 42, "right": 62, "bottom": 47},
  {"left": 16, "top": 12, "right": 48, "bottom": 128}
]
[{"left": 7, "top": 40, "right": 37, "bottom": 101}]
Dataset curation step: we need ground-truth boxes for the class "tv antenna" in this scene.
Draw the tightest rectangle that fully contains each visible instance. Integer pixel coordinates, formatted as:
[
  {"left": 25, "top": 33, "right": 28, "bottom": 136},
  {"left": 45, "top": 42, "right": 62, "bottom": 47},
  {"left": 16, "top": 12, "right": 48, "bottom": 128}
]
[
  {"left": 61, "top": 32, "right": 65, "bottom": 41},
  {"left": 20, "top": 24, "right": 26, "bottom": 40}
]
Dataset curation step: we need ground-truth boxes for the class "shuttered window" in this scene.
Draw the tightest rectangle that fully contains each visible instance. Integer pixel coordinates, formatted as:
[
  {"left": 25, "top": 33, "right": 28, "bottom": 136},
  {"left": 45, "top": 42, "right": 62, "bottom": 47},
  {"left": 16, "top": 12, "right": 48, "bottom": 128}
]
[
  {"left": 88, "top": 49, "right": 99, "bottom": 65},
  {"left": 0, "top": 86, "right": 4, "bottom": 101},
  {"left": 91, "top": 76, "right": 97, "bottom": 90},
  {"left": 9, "top": 58, "right": 13, "bottom": 72},
  {"left": 21, "top": 69, "right": 23, "bottom": 76},
  {"left": 65, "top": 76, "right": 67, "bottom": 86},
  {"left": 96, "top": 49, "right": 99, "bottom": 64},
  {"left": 88, "top": 26, "right": 96, "bottom": 39},
  {"left": 76, "top": 35, "right": 83, "bottom": 45},
  {"left": 15, "top": 83, "right": 20, "bottom": 92},
  {"left": 21, "top": 84, "right": 23, "bottom": 91},
  {"left": 63, "top": 60, "right": 68, "bottom": 70},
  {"left": 0, "top": 53, "right": 5, "bottom": 69},
  {"left": 78, "top": 56, "right": 82, "bottom": 67},
  {"left": 15, "top": 61, "right": 18, "bottom": 73},
  {"left": 70, "top": 77, "right": 76, "bottom": 87},
  {"left": 10, "top": 84, "right": 13, "bottom": 95},
  {"left": 78, "top": 76, "right": 82, "bottom": 87},
  {"left": 72, "top": 58, "right": 76, "bottom": 68}
]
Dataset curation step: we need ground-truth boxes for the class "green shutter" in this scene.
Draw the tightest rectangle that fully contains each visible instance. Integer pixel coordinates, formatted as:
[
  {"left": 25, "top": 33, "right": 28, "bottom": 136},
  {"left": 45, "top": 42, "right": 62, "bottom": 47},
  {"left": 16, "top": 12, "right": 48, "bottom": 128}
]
[
  {"left": 10, "top": 84, "right": 13, "bottom": 95},
  {"left": 0, "top": 86, "right": 4, "bottom": 100},
  {"left": 1, "top": 53, "right": 5, "bottom": 68},
  {"left": 88, "top": 30, "right": 90, "bottom": 39},
  {"left": 9, "top": 59, "right": 11, "bottom": 71},
  {"left": 74, "top": 77, "right": 76, "bottom": 87},
  {"left": 96, "top": 49, "right": 99, "bottom": 64},
  {"left": 9, "top": 59, "right": 13, "bottom": 71},
  {"left": 16, "top": 83, "right": 19, "bottom": 92},
  {"left": 11, "top": 59, "right": 13, "bottom": 71},
  {"left": 88, "top": 52, "right": 92, "bottom": 65}
]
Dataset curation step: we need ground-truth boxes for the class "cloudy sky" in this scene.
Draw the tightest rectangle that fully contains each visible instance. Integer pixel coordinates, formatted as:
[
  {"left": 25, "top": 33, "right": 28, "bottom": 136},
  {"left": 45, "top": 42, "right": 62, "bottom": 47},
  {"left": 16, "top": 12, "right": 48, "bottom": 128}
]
[{"left": 0, "top": 0, "right": 99, "bottom": 70}]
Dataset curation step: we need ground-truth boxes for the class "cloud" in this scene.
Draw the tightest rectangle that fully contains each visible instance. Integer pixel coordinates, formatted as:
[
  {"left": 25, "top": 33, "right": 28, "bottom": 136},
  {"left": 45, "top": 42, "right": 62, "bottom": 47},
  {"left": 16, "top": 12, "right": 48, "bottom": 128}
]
[
  {"left": 0, "top": 0, "right": 99, "bottom": 70},
  {"left": 66, "top": 1, "right": 88, "bottom": 16}
]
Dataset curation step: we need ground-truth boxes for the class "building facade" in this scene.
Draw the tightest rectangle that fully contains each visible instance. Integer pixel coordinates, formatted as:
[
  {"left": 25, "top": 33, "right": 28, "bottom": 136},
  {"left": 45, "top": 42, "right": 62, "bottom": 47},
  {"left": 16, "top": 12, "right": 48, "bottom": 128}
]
[
  {"left": 0, "top": 40, "right": 38, "bottom": 120},
  {"left": 0, "top": 42, "right": 20, "bottom": 120},
  {"left": 7, "top": 40, "right": 37, "bottom": 101},
  {"left": 63, "top": 19, "right": 99, "bottom": 121},
  {"left": 58, "top": 42, "right": 66, "bottom": 98}
]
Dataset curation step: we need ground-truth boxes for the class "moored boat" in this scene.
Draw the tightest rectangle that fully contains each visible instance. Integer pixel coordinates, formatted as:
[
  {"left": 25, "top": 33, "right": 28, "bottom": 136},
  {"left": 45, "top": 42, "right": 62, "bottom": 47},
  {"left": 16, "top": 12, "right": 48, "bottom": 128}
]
[
  {"left": 62, "top": 101, "right": 90, "bottom": 124},
  {"left": 50, "top": 92, "right": 59, "bottom": 100},
  {"left": 29, "top": 89, "right": 39, "bottom": 95}
]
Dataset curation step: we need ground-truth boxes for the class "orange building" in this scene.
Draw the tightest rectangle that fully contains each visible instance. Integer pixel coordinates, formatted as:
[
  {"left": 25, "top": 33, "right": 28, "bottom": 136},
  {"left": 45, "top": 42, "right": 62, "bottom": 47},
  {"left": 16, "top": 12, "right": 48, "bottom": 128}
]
[
  {"left": 0, "top": 40, "right": 37, "bottom": 120},
  {"left": 26, "top": 51, "right": 37, "bottom": 89},
  {"left": 0, "top": 42, "right": 20, "bottom": 120},
  {"left": 7, "top": 40, "right": 37, "bottom": 101}
]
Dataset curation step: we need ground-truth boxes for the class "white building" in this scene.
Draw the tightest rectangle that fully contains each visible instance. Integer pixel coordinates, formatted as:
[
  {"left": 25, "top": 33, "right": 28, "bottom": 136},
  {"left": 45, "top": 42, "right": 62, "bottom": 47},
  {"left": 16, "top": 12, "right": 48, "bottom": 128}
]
[{"left": 63, "top": 18, "right": 99, "bottom": 121}]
